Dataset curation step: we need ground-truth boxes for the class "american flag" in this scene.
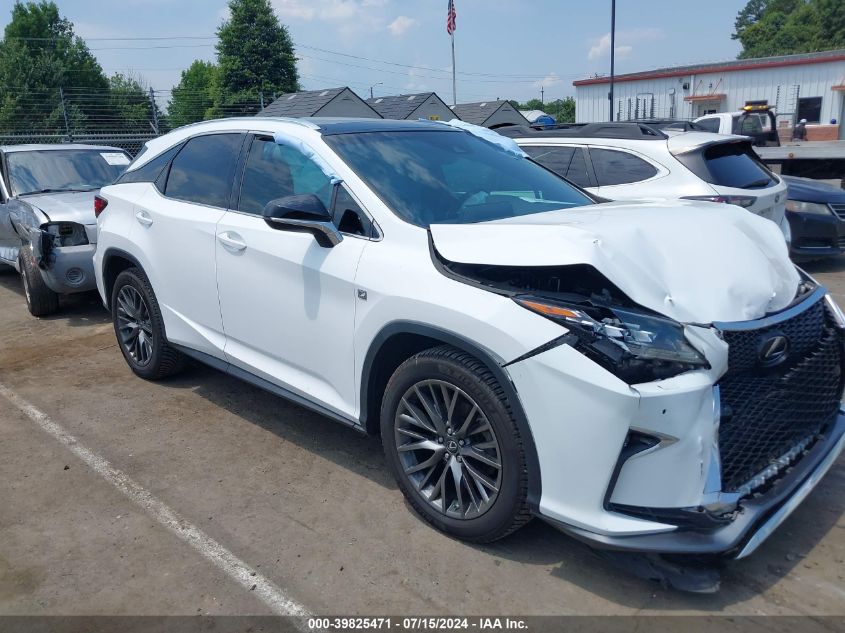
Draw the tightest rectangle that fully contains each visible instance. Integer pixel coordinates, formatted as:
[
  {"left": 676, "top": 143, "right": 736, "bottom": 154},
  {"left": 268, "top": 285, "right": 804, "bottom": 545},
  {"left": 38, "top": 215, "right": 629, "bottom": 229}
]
[{"left": 446, "top": 0, "right": 457, "bottom": 35}]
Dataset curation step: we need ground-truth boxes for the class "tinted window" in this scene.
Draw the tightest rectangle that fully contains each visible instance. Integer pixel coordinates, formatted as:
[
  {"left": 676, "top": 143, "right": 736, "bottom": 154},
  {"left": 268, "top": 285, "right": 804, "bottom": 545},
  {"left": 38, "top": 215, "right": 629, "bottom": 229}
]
[
  {"left": 696, "top": 118, "right": 721, "bottom": 133},
  {"left": 702, "top": 143, "right": 775, "bottom": 189},
  {"left": 164, "top": 134, "right": 242, "bottom": 207},
  {"left": 7, "top": 149, "right": 131, "bottom": 196},
  {"left": 674, "top": 141, "right": 775, "bottom": 189},
  {"left": 324, "top": 130, "right": 593, "bottom": 227},
  {"left": 333, "top": 186, "right": 371, "bottom": 237},
  {"left": 590, "top": 148, "right": 658, "bottom": 186},
  {"left": 524, "top": 146, "right": 592, "bottom": 189},
  {"left": 117, "top": 143, "right": 182, "bottom": 186},
  {"left": 238, "top": 137, "right": 333, "bottom": 215}
]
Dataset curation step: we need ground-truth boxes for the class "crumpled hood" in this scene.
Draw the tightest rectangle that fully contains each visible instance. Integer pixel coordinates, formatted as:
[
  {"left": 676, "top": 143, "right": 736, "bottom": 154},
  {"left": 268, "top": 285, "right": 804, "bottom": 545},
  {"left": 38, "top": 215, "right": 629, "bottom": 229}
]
[
  {"left": 23, "top": 190, "right": 98, "bottom": 225},
  {"left": 429, "top": 200, "right": 800, "bottom": 324}
]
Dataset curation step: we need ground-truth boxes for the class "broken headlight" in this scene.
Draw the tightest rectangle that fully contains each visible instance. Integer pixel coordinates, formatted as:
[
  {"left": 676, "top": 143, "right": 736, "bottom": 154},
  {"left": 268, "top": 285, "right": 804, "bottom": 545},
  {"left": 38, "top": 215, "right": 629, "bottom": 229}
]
[
  {"left": 514, "top": 295, "right": 709, "bottom": 383},
  {"left": 44, "top": 222, "right": 89, "bottom": 247}
]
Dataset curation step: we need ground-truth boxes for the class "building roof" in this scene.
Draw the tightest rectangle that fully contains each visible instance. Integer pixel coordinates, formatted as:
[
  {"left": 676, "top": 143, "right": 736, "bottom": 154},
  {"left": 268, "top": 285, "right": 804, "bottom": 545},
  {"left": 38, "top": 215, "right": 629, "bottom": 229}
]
[
  {"left": 449, "top": 101, "right": 525, "bottom": 126},
  {"left": 366, "top": 92, "right": 450, "bottom": 119},
  {"left": 573, "top": 48, "right": 845, "bottom": 87},
  {"left": 257, "top": 87, "right": 353, "bottom": 117}
]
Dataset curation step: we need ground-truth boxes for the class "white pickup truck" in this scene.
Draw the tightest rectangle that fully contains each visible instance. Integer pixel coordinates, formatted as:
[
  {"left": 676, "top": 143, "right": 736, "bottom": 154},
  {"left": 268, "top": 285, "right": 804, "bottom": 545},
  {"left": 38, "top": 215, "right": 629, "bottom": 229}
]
[{"left": 694, "top": 105, "right": 781, "bottom": 147}]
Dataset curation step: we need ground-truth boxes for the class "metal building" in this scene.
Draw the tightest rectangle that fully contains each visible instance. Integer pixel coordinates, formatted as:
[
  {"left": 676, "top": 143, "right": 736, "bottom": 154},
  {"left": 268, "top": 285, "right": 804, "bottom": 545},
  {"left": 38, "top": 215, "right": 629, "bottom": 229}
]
[
  {"left": 366, "top": 92, "right": 456, "bottom": 121},
  {"left": 573, "top": 49, "right": 845, "bottom": 140},
  {"left": 449, "top": 101, "right": 529, "bottom": 128},
  {"left": 258, "top": 87, "right": 382, "bottom": 119}
]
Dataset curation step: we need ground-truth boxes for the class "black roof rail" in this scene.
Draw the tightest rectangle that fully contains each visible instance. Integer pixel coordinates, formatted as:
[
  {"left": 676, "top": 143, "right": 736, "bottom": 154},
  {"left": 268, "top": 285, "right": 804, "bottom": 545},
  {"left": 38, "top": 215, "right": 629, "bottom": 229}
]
[{"left": 496, "top": 122, "right": 669, "bottom": 140}]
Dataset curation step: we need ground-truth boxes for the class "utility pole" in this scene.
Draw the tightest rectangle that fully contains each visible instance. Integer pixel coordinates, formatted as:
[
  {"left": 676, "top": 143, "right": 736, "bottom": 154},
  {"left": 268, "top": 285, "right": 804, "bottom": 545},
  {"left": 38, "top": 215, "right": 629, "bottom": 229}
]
[
  {"left": 59, "top": 87, "right": 71, "bottom": 142},
  {"left": 148, "top": 87, "right": 160, "bottom": 135},
  {"left": 369, "top": 82, "right": 383, "bottom": 99},
  {"left": 541, "top": 86, "right": 545, "bottom": 106},
  {"left": 609, "top": 0, "right": 616, "bottom": 121}
]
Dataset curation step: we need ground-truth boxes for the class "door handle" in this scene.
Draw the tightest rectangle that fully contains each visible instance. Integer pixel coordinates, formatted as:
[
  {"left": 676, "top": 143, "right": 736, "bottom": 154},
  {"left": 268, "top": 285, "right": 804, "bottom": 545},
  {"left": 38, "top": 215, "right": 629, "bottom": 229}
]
[
  {"left": 135, "top": 210, "right": 153, "bottom": 227},
  {"left": 217, "top": 232, "right": 247, "bottom": 251}
]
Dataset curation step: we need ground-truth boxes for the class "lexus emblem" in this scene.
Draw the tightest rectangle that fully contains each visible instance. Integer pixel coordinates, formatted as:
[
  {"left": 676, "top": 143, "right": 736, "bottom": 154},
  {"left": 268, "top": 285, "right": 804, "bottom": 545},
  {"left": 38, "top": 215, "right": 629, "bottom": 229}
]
[{"left": 758, "top": 333, "right": 790, "bottom": 367}]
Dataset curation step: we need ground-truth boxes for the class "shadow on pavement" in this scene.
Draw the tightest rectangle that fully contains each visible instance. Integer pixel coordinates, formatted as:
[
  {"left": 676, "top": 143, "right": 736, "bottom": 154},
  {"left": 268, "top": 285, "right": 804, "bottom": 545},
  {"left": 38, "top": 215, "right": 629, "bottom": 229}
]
[
  {"left": 0, "top": 267, "right": 109, "bottom": 327},
  {"left": 152, "top": 357, "right": 845, "bottom": 609}
]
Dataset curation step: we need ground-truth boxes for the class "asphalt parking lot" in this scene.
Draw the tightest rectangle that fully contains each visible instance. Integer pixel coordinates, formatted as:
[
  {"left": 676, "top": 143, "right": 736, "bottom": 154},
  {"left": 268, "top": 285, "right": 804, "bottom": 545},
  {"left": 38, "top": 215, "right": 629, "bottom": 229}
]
[{"left": 1, "top": 259, "right": 844, "bottom": 618}]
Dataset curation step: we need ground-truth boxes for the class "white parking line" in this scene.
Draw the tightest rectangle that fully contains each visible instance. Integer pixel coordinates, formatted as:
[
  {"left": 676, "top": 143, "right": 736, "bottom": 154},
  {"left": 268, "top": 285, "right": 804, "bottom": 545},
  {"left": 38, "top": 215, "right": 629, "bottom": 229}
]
[{"left": 0, "top": 382, "right": 311, "bottom": 619}]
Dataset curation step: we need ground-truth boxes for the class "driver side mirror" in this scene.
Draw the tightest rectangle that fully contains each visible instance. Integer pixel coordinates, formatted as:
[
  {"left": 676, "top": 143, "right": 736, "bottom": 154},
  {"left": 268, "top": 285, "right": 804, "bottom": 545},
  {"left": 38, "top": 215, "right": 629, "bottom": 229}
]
[{"left": 263, "top": 194, "right": 342, "bottom": 248}]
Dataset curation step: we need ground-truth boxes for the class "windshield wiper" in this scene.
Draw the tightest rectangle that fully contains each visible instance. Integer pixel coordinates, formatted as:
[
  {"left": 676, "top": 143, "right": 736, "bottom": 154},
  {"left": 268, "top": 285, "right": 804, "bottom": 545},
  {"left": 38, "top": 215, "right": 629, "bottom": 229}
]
[
  {"left": 19, "top": 187, "right": 98, "bottom": 196},
  {"left": 739, "top": 179, "right": 771, "bottom": 189}
]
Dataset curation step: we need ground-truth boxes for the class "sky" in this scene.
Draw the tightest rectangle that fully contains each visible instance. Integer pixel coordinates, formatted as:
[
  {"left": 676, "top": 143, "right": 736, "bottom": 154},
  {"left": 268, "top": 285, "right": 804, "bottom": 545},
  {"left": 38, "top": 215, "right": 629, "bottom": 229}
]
[{"left": 1, "top": 0, "right": 748, "bottom": 103}]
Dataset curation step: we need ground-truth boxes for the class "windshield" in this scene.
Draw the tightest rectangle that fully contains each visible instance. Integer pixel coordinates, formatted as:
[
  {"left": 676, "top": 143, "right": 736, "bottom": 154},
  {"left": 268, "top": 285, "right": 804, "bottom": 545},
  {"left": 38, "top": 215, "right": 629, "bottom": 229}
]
[
  {"left": 7, "top": 149, "right": 131, "bottom": 196},
  {"left": 324, "top": 130, "right": 593, "bottom": 227}
]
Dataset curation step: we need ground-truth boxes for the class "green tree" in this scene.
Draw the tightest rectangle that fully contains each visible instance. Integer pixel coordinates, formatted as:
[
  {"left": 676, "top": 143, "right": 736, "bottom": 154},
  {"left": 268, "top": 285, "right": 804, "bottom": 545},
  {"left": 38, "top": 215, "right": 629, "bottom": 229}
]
[
  {"left": 168, "top": 60, "right": 219, "bottom": 127},
  {"left": 545, "top": 98, "right": 576, "bottom": 123},
  {"left": 732, "top": 0, "right": 845, "bottom": 58},
  {"left": 513, "top": 96, "right": 575, "bottom": 124},
  {"left": 215, "top": 0, "right": 299, "bottom": 105},
  {"left": 0, "top": 1, "right": 109, "bottom": 134},
  {"left": 107, "top": 73, "right": 162, "bottom": 133}
]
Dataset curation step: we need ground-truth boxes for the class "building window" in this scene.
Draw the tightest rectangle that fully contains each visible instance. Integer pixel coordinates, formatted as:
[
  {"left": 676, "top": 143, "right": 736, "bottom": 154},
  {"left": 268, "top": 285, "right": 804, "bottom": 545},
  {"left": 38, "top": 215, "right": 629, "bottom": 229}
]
[{"left": 797, "top": 97, "right": 822, "bottom": 124}]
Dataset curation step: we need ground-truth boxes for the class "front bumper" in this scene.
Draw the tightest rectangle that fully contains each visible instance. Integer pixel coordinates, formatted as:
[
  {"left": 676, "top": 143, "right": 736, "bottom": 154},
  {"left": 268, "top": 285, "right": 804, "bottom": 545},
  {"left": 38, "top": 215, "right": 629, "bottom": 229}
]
[
  {"left": 544, "top": 411, "right": 845, "bottom": 558},
  {"left": 39, "top": 243, "right": 98, "bottom": 294}
]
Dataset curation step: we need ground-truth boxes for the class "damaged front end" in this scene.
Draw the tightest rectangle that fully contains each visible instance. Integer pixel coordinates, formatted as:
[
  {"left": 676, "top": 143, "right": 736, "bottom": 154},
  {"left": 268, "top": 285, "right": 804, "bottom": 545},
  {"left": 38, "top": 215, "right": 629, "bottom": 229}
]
[
  {"left": 438, "top": 259, "right": 710, "bottom": 383},
  {"left": 433, "top": 237, "right": 845, "bottom": 568},
  {"left": 31, "top": 222, "right": 90, "bottom": 269}
]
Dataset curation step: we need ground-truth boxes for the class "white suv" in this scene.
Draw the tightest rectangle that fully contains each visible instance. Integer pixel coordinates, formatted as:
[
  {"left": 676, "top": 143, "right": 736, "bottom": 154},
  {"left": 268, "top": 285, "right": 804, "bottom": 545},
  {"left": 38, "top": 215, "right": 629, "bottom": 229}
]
[
  {"left": 94, "top": 118, "right": 844, "bottom": 576},
  {"left": 499, "top": 123, "right": 790, "bottom": 239}
]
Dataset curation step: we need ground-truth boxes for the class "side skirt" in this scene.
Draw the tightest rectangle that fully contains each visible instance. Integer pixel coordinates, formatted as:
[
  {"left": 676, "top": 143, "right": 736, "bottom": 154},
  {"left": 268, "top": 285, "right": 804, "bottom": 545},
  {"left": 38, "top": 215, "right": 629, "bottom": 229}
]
[{"left": 172, "top": 344, "right": 365, "bottom": 434}]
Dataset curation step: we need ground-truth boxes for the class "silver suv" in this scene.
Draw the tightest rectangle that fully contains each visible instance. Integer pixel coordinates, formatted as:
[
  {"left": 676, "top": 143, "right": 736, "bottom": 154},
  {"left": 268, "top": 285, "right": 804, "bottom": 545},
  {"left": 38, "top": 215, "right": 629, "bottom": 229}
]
[{"left": 0, "top": 144, "right": 131, "bottom": 315}]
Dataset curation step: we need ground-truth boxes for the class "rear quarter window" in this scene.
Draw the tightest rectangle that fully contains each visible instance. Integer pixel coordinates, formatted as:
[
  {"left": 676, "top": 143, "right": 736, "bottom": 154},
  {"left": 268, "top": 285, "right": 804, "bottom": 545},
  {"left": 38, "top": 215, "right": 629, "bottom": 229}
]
[{"left": 589, "top": 148, "right": 658, "bottom": 186}]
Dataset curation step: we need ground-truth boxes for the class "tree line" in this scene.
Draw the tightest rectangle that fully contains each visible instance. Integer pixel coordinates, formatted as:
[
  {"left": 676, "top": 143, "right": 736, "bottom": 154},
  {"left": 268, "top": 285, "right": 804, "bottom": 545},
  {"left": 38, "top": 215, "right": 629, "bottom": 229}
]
[{"left": 0, "top": 0, "right": 300, "bottom": 135}]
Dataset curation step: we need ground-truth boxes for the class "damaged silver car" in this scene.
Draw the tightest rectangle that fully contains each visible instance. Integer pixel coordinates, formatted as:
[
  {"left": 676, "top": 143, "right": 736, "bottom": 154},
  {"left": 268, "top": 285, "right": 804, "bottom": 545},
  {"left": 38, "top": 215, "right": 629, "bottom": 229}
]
[{"left": 0, "top": 144, "right": 131, "bottom": 316}]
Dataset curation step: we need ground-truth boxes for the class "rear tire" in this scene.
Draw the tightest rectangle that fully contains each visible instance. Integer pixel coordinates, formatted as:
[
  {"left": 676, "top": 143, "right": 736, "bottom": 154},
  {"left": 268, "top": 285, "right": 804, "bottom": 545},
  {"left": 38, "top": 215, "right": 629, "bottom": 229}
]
[
  {"left": 381, "top": 345, "right": 531, "bottom": 542},
  {"left": 111, "top": 267, "right": 184, "bottom": 380},
  {"left": 19, "top": 246, "right": 59, "bottom": 317}
]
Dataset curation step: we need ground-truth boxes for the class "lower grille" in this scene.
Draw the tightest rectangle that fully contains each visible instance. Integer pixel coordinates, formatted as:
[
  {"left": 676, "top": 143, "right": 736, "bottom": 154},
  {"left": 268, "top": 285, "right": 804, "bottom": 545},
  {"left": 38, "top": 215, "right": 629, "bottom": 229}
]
[
  {"left": 717, "top": 298, "right": 844, "bottom": 492},
  {"left": 838, "top": 236, "right": 845, "bottom": 250}
]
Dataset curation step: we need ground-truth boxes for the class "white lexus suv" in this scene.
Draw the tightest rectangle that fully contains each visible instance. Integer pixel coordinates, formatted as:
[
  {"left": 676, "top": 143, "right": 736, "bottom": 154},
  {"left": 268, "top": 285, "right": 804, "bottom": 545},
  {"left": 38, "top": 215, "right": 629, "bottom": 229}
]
[
  {"left": 94, "top": 118, "right": 845, "bottom": 576},
  {"left": 498, "top": 122, "right": 791, "bottom": 241}
]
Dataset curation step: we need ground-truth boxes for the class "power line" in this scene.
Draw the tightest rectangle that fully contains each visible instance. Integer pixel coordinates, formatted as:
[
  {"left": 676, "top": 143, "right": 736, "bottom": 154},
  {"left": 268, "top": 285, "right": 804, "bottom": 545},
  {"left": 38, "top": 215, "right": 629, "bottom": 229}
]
[{"left": 6, "top": 34, "right": 570, "bottom": 81}]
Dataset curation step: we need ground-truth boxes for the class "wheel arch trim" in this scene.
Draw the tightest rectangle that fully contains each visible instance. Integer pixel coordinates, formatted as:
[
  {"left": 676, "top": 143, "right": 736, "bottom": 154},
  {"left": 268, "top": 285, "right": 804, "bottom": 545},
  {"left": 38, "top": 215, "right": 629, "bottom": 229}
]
[
  {"left": 101, "top": 247, "right": 146, "bottom": 309},
  {"left": 359, "top": 321, "right": 542, "bottom": 511}
]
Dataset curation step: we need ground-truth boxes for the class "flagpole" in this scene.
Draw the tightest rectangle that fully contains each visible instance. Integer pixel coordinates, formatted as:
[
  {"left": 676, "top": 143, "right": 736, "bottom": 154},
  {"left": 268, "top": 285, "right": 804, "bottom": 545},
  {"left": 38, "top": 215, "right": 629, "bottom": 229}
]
[{"left": 451, "top": 31, "right": 457, "bottom": 106}]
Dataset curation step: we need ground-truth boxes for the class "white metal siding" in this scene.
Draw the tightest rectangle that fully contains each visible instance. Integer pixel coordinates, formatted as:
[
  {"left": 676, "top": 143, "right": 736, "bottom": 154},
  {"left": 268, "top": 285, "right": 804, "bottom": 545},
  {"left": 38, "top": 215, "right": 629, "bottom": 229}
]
[{"left": 575, "top": 59, "right": 845, "bottom": 124}]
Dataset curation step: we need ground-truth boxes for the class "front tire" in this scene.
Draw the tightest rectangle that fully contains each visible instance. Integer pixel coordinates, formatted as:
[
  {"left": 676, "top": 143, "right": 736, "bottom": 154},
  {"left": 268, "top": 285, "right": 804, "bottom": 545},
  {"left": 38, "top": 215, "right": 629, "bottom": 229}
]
[
  {"left": 381, "top": 346, "right": 531, "bottom": 542},
  {"left": 19, "top": 246, "right": 59, "bottom": 317},
  {"left": 111, "top": 267, "right": 184, "bottom": 380}
]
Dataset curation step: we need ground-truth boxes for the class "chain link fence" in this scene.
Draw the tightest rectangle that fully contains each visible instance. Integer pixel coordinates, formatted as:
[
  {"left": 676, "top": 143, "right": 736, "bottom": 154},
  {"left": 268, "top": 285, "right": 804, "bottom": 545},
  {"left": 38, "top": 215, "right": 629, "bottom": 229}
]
[{"left": 0, "top": 87, "right": 268, "bottom": 156}]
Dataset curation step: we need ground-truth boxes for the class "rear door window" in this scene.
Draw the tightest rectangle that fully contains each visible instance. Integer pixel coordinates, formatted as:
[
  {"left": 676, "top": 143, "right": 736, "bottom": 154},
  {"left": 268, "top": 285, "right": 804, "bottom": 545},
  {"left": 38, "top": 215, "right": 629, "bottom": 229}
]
[
  {"left": 523, "top": 146, "right": 593, "bottom": 188},
  {"left": 164, "top": 133, "right": 243, "bottom": 207},
  {"left": 589, "top": 148, "right": 658, "bottom": 186}
]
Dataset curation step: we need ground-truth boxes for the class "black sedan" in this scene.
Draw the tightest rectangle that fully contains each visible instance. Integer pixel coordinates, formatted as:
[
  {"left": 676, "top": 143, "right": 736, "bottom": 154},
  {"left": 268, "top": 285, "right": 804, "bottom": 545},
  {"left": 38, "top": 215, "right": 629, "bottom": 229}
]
[{"left": 783, "top": 175, "right": 845, "bottom": 259}]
